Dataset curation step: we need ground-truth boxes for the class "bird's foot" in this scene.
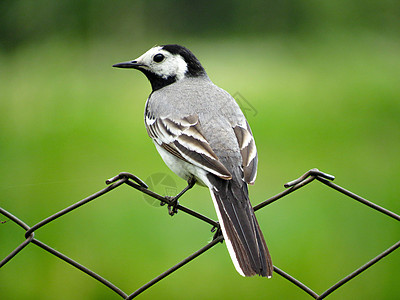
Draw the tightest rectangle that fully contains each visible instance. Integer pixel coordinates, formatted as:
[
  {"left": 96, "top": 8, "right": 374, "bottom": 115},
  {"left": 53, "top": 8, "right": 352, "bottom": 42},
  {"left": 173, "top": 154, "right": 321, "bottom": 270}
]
[
  {"left": 163, "top": 196, "right": 179, "bottom": 216},
  {"left": 161, "top": 178, "right": 196, "bottom": 216}
]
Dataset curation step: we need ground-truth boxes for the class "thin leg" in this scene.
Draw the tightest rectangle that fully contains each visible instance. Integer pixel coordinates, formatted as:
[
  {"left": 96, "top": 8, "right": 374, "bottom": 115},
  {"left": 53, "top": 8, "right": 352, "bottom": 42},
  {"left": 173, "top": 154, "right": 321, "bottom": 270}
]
[{"left": 165, "top": 178, "right": 196, "bottom": 216}]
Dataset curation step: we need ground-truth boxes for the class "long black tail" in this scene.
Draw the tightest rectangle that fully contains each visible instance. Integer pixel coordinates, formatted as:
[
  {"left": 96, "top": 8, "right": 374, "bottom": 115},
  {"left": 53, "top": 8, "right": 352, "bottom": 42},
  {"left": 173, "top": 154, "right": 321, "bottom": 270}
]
[{"left": 208, "top": 175, "right": 273, "bottom": 277}]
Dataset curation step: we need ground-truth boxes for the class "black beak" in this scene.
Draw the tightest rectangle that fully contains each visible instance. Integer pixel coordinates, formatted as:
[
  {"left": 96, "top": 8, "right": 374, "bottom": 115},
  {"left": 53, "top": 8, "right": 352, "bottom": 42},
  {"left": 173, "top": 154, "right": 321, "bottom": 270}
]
[{"left": 112, "top": 60, "right": 144, "bottom": 69}]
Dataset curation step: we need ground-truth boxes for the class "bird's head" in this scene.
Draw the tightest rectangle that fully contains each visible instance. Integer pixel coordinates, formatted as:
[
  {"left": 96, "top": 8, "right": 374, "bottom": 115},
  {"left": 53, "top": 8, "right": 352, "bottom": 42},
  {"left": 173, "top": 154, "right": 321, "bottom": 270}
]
[{"left": 113, "top": 44, "right": 207, "bottom": 91}]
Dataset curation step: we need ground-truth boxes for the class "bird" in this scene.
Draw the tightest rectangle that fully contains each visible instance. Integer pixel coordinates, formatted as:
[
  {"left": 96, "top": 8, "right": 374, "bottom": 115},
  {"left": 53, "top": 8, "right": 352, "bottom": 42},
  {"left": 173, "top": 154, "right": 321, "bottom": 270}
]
[{"left": 113, "top": 44, "right": 273, "bottom": 277}]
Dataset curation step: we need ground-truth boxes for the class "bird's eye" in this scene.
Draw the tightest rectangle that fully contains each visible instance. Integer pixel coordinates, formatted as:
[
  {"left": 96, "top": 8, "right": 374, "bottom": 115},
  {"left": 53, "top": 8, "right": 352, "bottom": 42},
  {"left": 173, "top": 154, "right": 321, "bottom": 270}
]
[{"left": 153, "top": 53, "right": 165, "bottom": 63}]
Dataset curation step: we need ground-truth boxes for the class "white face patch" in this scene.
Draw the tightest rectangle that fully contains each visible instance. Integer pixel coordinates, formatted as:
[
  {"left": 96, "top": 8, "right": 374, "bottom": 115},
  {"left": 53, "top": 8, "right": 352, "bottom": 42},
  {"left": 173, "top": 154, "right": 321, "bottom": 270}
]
[{"left": 134, "top": 46, "right": 188, "bottom": 80}]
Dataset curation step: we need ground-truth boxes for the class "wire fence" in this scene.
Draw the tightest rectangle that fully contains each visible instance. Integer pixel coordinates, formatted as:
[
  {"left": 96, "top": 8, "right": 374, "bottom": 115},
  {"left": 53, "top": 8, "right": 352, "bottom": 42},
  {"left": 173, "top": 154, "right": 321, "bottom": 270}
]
[{"left": 1, "top": 168, "right": 399, "bottom": 299}]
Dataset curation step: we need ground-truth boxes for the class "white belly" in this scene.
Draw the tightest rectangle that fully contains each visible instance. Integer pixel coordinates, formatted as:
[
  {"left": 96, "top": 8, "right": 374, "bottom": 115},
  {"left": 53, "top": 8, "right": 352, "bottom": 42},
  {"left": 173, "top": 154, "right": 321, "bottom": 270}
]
[{"left": 154, "top": 142, "right": 210, "bottom": 187}]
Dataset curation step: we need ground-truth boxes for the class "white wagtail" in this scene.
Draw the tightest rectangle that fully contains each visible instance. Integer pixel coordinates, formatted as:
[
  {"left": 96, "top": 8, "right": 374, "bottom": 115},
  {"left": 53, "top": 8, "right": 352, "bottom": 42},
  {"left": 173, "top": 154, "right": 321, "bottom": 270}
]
[{"left": 113, "top": 44, "right": 273, "bottom": 277}]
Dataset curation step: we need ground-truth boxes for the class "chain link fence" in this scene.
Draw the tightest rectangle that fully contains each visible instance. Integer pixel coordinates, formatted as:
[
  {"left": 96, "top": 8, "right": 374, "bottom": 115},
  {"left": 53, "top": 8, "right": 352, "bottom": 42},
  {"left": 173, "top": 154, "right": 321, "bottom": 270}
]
[{"left": 1, "top": 168, "right": 399, "bottom": 299}]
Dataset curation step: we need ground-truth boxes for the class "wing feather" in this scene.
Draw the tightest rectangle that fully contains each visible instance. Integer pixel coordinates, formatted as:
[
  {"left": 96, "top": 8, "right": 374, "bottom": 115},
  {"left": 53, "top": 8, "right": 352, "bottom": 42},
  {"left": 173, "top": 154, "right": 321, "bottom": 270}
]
[
  {"left": 146, "top": 113, "right": 232, "bottom": 180},
  {"left": 233, "top": 123, "right": 258, "bottom": 184}
]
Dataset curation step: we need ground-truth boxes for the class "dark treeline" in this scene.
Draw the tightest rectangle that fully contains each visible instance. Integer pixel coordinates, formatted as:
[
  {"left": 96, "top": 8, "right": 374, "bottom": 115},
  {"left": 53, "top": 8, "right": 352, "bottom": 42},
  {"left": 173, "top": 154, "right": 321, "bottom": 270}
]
[{"left": 1, "top": 0, "right": 399, "bottom": 49}]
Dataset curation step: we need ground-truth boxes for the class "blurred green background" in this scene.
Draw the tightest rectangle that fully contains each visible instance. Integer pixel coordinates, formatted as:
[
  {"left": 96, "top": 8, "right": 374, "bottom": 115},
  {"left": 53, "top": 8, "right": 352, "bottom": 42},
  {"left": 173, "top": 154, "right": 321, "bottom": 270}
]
[{"left": 1, "top": 1, "right": 400, "bottom": 299}]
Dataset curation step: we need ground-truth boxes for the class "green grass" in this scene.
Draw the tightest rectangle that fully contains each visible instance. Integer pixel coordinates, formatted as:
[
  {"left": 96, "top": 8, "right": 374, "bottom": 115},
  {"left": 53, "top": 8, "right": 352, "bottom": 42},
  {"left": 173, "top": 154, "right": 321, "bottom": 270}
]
[{"left": 1, "top": 35, "right": 400, "bottom": 299}]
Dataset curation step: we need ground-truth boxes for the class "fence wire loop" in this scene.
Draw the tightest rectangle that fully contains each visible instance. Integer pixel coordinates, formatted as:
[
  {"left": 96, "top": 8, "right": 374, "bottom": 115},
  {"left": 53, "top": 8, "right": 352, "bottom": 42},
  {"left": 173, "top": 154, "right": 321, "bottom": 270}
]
[
  {"left": 1, "top": 168, "right": 399, "bottom": 299},
  {"left": 284, "top": 168, "right": 335, "bottom": 188},
  {"left": 106, "top": 172, "right": 148, "bottom": 188}
]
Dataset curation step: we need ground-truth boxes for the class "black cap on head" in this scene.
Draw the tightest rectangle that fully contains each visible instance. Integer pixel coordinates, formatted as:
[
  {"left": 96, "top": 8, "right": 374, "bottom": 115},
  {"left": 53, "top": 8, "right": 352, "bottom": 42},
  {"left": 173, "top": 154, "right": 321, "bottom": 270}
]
[{"left": 161, "top": 44, "right": 206, "bottom": 77}]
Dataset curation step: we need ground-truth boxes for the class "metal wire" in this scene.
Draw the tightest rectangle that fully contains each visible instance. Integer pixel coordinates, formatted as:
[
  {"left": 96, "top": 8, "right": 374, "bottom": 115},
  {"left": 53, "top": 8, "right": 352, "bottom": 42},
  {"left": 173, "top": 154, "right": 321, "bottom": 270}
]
[{"left": 1, "top": 168, "right": 399, "bottom": 299}]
